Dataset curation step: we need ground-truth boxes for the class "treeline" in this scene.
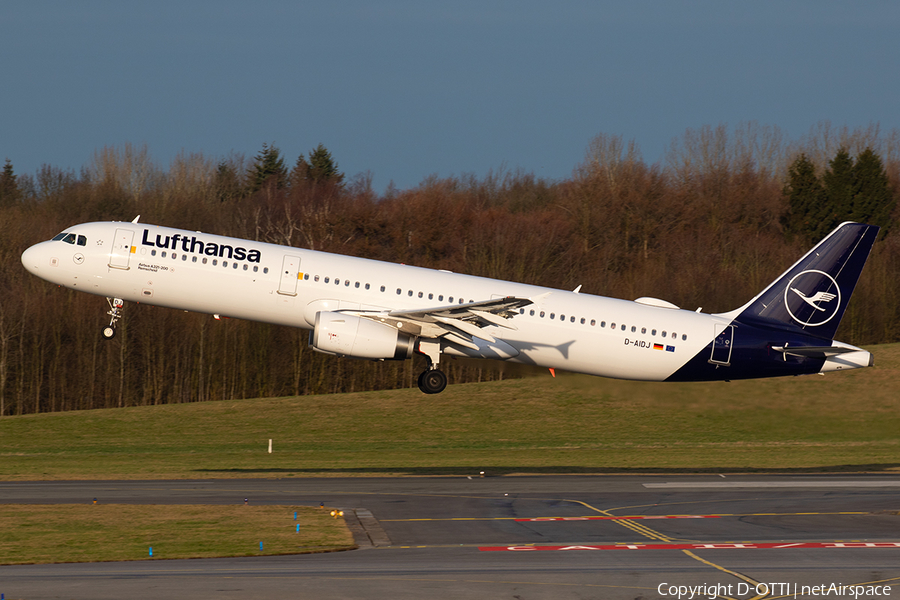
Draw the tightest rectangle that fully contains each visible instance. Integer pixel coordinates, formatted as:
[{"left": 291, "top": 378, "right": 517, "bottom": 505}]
[{"left": 1, "top": 122, "right": 899, "bottom": 415}]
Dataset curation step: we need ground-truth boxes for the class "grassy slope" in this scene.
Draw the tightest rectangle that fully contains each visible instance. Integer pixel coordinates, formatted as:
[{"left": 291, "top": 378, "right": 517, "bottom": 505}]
[
  {"left": 0, "top": 505, "right": 354, "bottom": 565},
  {"left": 1, "top": 344, "right": 899, "bottom": 480}
]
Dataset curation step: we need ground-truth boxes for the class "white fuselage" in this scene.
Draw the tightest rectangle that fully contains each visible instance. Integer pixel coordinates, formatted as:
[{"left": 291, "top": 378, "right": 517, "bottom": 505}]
[{"left": 23, "top": 220, "right": 872, "bottom": 383}]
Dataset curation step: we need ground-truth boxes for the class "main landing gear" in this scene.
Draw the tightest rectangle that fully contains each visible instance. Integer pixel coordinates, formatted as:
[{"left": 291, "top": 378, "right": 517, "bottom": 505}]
[
  {"left": 417, "top": 368, "right": 447, "bottom": 395},
  {"left": 102, "top": 297, "right": 124, "bottom": 339},
  {"left": 416, "top": 339, "right": 448, "bottom": 394}
]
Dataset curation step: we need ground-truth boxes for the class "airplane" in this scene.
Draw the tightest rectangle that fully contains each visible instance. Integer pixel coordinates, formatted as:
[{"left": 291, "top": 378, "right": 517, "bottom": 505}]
[{"left": 21, "top": 218, "right": 878, "bottom": 394}]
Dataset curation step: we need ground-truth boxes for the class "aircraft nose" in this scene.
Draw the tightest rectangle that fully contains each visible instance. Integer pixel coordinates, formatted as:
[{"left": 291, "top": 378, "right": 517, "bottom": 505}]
[{"left": 21, "top": 243, "right": 47, "bottom": 274}]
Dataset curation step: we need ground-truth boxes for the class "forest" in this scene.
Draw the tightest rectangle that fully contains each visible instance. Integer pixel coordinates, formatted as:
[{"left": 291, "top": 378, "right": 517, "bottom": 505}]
[{"left": 1, "top": 121, "right": 899, "bottom": 416}]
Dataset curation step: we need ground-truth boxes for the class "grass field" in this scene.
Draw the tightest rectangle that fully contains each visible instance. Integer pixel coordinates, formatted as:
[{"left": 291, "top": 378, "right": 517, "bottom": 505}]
[
  {"left": 1, "top": 344, "right": 899, "bottom": 480},
  {"left": 0, "top": 504, "right": 354, "bottom": 565}
]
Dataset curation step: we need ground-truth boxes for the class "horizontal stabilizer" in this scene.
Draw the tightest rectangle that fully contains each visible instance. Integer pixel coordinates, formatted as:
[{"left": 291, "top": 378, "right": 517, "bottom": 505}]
[{"left": 772, "top": 345, "right": 857, "bottom": 359}]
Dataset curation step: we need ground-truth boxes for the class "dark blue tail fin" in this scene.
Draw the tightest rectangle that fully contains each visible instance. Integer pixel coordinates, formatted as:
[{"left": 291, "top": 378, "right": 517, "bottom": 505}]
[{"left": 729, "top": 222, "right": 879, "bottom": 340}]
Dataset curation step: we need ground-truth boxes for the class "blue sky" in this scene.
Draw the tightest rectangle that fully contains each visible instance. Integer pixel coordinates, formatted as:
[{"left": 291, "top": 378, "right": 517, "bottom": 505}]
[{"left": 2, "top": 1, "right": 898, "bottom": 192}]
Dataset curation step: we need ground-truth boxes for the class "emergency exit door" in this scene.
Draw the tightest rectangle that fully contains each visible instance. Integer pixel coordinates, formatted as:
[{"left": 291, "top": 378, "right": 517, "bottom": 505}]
[
  {"left": 108, "top": 228, "right": 135, "bottom": 270},
  {"left": 278, "top": 254, "right": 302, "bottom": 296},
  {"left": 709, "top": 323, "right": 734, "bottom": 366}
]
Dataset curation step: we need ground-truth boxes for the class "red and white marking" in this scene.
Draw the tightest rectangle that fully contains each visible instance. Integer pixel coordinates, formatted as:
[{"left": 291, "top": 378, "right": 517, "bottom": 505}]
[
  {"left": 515, "top": 515, "right": 720, "bottom": 522},
  {"left": 480, "top": 542, "right": 900, "bottom": 552}
]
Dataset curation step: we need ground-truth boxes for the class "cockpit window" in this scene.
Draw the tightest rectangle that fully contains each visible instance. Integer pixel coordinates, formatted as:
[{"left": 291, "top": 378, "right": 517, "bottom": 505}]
[{"left": 51, "top": 232, "right": 87, "bottom": 245}]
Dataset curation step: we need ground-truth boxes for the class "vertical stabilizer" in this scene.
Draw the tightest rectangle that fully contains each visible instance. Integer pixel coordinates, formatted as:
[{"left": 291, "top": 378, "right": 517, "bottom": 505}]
[{"left": 728, "top": 222, "right": 879, "bottom": 340}]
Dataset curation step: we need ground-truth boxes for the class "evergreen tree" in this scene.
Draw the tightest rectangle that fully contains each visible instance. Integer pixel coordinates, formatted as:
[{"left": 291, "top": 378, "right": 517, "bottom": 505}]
[
  {"left": 214, "top": 161, "right": 243, "bottom": 202},
  {"left": 248, "top": 142, "right": 287, "bottom": 192},
  {"left": 782, "top": 153, "right": 824, "bottom": 243},
  {"left": 0, "top": 158, "right": 20, "bottom": 206},
  {"left": 307, "top": 144, "right": 344, "bottom": 185},
  {"left": 817, "top": 148, "right": 857, "bottom": 239},
  {"left": 851, "top": 147, "right": 894, "bottom": 233},
  {"left": 290, "top": 154, "right": 310, "bottom": 188}
]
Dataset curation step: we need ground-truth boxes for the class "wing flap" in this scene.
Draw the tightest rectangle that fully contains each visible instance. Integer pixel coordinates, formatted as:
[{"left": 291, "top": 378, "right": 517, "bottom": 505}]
[{"left": 353, "top": 295, "right": 537, "bottom": 340}]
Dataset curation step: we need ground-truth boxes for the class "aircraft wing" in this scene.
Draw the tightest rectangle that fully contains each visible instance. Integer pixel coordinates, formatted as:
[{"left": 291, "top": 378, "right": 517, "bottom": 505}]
[{"left": 351, "top": 294, "right": 547, "bottom": 346}]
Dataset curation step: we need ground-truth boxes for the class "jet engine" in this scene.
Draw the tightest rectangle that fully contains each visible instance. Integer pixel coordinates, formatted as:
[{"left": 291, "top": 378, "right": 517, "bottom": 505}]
[{"left": 311, "top": 312, "right": 415, "bottom": 360}]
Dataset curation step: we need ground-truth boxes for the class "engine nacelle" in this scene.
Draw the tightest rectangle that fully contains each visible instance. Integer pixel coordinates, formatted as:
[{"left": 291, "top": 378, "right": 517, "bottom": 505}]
[{"left": 311, "top": 312, "right": 415, "bottom": 360}]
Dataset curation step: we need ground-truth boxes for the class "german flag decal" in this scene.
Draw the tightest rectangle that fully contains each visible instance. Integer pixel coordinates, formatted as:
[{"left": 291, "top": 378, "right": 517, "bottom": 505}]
[{"left": 653, "top": 343, "right": 664, "bottom": 350}]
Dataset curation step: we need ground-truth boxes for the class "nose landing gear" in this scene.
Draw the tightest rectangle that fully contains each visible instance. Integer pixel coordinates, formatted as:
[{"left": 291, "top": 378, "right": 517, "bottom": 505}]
[{"left": 102, "top": 297, "right": 124, "bottom": 339}]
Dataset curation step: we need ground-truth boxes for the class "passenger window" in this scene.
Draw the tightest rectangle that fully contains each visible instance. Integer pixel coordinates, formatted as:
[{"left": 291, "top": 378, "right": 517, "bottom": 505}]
[
  {"left": 621, "top": 324, "right": 626, "bottom": 331},
  {"left": 202, "top": 257, "right": 208, "bottom": 264},
  {"left": 408, "top": 290, "right": 413, "bottom": 297},
  {"left": 396, "top": 288, "right": 402, "bottom": 295},
  {"left": 182, "top": 255, "right": 187, "bottom": 261},
  {"left": 325, "top": 277, "right": 330, "bottom": 283},
  {"left": 418, "top": 292, "right": 423, "bottom": 298},
  {"left": 682, "top": 334, "right": 687, "bottom": 341},
  {"left": 243, "top": 264, "right": 248, "bottom": 270},
  {"left": 611, "top": 323, "right": 615, "bottom": 329},
  {"left": 530, "top": 310, "right": 535, "bottom": 316},
  {"left": 192, "top": 256, "right": 197, "bottom": 263},
  {"left": 560, "top": 314, "right": 565, "bottom": 321},
  {"left": 211, "top": 259, "right": 216, "bottom": 265},
  {"left": 365, "top": 283, "right": 370, "bottom": 290},
  {"left": 540, "top": 311, "right": 545, "bottom": 318},
  {"left": 151, "top": 250, "right": 157, "bottom": 256},
  {"left": 253, "top": 266, "right": 258, "bottom": 272},
  {"left": 449, "top": 297, "right": 454, "bottom": 303},
  {"left": 662, "top": 331, "right": 667, "bottom": 337},
  {"left": 439, "top": 295, "right": 444, "bottom": 301},
  {"left": 580, "top": 318, "right": 585, "bottom": 324},
  {"left": 172, "top": 253, "right": 177, "bottom": 259},
  {"left": 335, "top": 279, "right": 340, "bottom": 285},
  {"left": 161, "top": 251, "right": 167, "bottom": 258},
  {"left": 590, "top": 319, "right": 596, "bottom": 326},
  {"left": 355, "top": 282, "right": 360, "bottom": 288},
  {"left": 345, "top": 280, "right": 350, "bottom": 286},
  {"left": 571, "top": 316, "right": 576, "bottom": 323},
  {"left": 600, "top": 321, "right": 606, "bottom": 327},
  {"left": 222, "top": 261, "right": 227, "bottom": 267},
  {"left": 428, "top": 293, "right": 433, "bottom": 300},
  {"left": 263, "top": 267, "right": 269, "bottom": 274},
  {"left": 77, "top": 235, "right": 87, "bottom": 246},
  {"left": 631, "top": 326, "right": 636, "bottom": 332},
  {"left": 550, "top": 313, "right": 555, "bottom": 319},
  {"left": 651, "top": 329, "right": 657, "bottom": 336},
  {"left": 233, "top": 263, "right": 238, "bottom": 269}
]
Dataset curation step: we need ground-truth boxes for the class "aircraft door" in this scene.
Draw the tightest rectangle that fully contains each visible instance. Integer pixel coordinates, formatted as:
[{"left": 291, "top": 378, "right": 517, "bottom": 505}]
[
  {"left": 709, "top": 323, "right": 734, "bottom": 366},
  {"left": 278, "top": 254, "right": 302, "bottom": 296},
  {"left": 108, "top": 228, "right": 135, "bottom": 270}
]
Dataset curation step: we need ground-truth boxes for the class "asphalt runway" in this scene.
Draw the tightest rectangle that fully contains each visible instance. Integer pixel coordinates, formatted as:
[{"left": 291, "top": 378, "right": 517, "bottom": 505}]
[{"left": 2, "top": 475, "right": 900, "bottom": 599}]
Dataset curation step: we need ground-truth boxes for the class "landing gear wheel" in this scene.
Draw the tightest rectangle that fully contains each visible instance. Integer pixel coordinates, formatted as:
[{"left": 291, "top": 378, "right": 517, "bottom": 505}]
[
  {"left": 418, "top": 369, "right": 447, "bottom": 395},
  {"left": 102, "top": 297, "right": 124, "bottom": 341}
]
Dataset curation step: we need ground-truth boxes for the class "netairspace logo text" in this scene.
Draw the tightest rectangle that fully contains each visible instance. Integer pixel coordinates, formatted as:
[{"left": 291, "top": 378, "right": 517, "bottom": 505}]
[{"left": 657, "top": 582, "right": 892, "bottom": 599}]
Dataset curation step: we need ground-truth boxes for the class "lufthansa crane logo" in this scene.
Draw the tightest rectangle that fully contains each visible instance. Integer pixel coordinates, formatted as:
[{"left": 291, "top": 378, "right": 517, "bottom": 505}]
[{"left": 783, "top": 269, "right": 841, "bottom": 327}]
